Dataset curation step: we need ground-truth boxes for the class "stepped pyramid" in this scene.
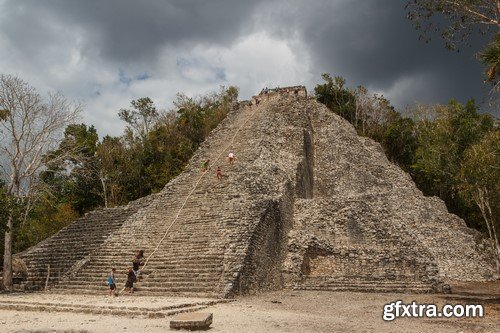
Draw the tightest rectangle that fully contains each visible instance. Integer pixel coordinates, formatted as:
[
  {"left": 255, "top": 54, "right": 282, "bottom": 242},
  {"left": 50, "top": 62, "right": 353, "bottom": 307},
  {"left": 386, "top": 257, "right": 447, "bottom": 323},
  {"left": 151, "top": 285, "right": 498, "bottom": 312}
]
[{"left": 12, "top": 87, "right": 497, "bottom": 297}]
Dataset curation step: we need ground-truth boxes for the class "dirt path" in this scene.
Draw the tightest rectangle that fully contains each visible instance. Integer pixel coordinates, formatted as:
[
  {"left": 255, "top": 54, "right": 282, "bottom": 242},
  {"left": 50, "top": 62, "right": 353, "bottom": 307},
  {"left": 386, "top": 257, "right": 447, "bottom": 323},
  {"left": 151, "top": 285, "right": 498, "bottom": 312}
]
[{"left": 0, "top": 288, "right": 498, "bottom": 332}]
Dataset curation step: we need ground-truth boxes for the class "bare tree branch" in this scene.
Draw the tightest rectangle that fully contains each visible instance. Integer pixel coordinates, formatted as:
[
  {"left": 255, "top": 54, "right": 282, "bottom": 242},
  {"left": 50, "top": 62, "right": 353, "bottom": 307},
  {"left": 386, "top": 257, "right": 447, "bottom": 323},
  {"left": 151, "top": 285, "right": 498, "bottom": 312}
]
[{"left": 0, "top": 74, "right": 81, "bottom": 290}]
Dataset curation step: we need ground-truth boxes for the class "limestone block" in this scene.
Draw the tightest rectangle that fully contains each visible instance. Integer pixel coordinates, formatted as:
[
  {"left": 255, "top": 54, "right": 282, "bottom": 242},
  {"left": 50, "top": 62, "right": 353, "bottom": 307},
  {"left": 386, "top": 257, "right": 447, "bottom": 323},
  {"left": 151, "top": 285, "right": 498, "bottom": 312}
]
[{"left": 170, "top": 312, "right": 213, "bottom": 330}]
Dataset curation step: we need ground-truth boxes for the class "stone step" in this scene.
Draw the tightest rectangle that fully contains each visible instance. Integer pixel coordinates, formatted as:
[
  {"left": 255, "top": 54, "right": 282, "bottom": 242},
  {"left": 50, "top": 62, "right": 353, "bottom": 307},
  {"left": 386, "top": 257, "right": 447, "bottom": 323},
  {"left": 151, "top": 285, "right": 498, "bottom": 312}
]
[
  {"left": 294, "top": 285, "right": 433, "bottom": 294},
  {"left": 54, "top": 278, "right": 221, "bottom": 287},
  {"left": 25, "top": 255, "right": 225, "bottom": 266},
  {"left": 293, "top": 278, "right": 434, "bottom": 294},
  {"left": 87, "top": 255, "right": 224, "bottom": 261},
  {"left": 50, "top": 287, "right": 221, "bottom": 298},
  {"left": 300, "top": 276, "right": 429, "bottom": 284},
  {"left": 69, "top": 270, "right": 223, "bottom": 279},
  {"left": 75, "top": 268, "right": 223, "bottom": 277},
  {"left": 52, "top": 284, "right": 221, "bottom": 295},
  {"left": 55, "top": 273, "right": 222, "bottom": 284},
  {"left": 0, "top": 301, "right": 213, "bottom": 318}
]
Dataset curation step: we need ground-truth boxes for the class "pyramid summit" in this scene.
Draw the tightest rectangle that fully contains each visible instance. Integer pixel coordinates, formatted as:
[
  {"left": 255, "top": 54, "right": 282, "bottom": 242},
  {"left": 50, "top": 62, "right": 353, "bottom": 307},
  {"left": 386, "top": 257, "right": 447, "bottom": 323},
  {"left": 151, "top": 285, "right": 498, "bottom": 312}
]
[{"left": 12, "top": 87, "right": 497, "bottom": 296}]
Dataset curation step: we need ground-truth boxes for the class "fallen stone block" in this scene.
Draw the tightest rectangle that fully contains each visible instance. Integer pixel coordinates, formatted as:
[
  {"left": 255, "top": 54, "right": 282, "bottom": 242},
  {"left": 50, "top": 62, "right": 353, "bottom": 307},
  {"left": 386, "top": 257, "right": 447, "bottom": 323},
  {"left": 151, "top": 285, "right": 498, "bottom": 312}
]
[{"left": 170, "top": 312, "right": 213, "bottom": 331}]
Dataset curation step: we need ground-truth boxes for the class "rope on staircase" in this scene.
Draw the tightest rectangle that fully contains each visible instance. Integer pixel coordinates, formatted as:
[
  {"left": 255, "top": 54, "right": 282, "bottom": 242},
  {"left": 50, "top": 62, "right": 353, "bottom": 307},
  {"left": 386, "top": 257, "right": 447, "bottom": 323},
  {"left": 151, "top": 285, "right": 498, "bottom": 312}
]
[{"left": 140, "top": 102, "right": 260, "bottom": 275}]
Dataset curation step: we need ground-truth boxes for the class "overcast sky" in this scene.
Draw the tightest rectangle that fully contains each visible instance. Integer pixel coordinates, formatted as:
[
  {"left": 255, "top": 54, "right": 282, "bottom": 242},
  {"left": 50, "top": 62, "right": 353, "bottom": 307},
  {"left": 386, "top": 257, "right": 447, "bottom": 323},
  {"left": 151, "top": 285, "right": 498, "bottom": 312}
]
[{"left": 0, "top": 0, "right": 495, "bottom": 136}]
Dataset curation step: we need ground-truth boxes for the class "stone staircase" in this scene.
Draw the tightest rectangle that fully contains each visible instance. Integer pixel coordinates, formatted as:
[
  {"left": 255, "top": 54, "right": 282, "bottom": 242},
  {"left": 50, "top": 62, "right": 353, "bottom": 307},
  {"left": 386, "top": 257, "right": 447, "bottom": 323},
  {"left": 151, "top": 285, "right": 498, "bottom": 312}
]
[
  {"left": 15, "top": 95, "right": 309, "bottom": 297},
  {"left": 49, "top": 103, "right": 264, "bottom": 297},
  {"left": 15, "top": 197, "right": 154, "bottom": 291}
]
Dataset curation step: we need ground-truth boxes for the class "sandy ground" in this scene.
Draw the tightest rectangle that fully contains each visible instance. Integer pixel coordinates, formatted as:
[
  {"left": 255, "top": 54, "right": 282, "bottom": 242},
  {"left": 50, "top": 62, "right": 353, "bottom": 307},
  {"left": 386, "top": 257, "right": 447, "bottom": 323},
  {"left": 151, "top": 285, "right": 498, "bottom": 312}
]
[{"left": 0, "top": 287, "right": 499, "bottom": 333}]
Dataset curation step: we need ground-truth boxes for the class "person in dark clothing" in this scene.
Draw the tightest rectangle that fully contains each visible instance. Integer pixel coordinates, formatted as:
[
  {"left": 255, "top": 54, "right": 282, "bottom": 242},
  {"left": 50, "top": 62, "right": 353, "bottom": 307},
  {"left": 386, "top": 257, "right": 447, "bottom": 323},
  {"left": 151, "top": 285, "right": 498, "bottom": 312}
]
[
  {"left": 125, "top": 268, "right": 136, "bottom": 293},
  {"left": 132, "top": 250, "right": 145, "bottom": 281}
]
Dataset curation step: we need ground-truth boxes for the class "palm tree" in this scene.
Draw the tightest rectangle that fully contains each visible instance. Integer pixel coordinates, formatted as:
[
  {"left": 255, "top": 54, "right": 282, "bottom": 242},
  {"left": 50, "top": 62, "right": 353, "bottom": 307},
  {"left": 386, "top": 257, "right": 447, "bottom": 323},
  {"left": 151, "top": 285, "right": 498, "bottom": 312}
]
[{"left": 479, "top": 33, "right": 500, "bottom": 92}]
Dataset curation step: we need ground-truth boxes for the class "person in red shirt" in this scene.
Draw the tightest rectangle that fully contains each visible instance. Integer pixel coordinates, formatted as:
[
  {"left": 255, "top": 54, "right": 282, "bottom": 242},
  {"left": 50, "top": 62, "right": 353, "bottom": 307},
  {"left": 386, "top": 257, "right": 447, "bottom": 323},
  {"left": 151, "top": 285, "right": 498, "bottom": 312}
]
[{"left": 216, "top": 166, "right": 222, "bottom": 180}]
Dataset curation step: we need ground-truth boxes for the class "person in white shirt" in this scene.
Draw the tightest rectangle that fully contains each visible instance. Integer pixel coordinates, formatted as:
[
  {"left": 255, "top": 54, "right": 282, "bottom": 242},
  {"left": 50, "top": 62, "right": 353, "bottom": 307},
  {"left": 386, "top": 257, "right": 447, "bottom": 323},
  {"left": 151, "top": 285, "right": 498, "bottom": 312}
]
[{"left": 228, "top": 152, "right": 236, "bottom": 165}]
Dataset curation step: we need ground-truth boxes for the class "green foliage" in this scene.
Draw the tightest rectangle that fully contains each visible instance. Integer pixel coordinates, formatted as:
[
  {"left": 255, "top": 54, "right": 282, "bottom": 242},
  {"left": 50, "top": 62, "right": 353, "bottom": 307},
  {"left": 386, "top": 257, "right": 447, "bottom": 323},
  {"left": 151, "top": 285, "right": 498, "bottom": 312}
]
[
  {"left": 119, "top": 97, "right": 159, "bottom": 142},
  {"left": 0, "top": 181, "right": 8, "bottom": 265},
  {"left": 460, "top": 130, "right": 500, "bottom": 199},
  {"left": 41, "top": 124, "right": 102, "bottom": 214},
  {"left": 0, "top": 108, "right": 8, "bottom": 121},
  {"left": 405, "top": 1, "right": 499, "bottom": 89},
  {"left": 0, "top": 181, "right": 23, "bottom": 267},
  {"left": 143, "top": 86, "right": 238, "bottom": 194},
  {"left": 315, "top": 74, "right": 356, "bottom": 124},
  {"left": 458, "top": 129, "right": 500, "bottom": 234},
  {"left": 382, "top": 110, "right": 417, "bottom": 170},
  {"left": 0, "top": 179, "right": 7, "bottom": 218},
  {"left": 479, "top": 33, "right": 500, "bottom": 87},
  {"left": 315, "top": 74, "right": 416, "bottom": 171},
  {"left": 412, "top": 100, "right": 494, "bottom": 197},
  {"left": 13, "top": 199, "right": 78, "bottom": 254}
]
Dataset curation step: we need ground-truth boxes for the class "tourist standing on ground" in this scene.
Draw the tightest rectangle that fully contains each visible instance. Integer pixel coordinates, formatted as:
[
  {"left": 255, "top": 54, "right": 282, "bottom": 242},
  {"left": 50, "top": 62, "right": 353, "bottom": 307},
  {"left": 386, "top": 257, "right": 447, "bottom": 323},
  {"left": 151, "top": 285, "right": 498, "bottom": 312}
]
[
  {"left": 107, "top": 268, "right": 117, "bottom": 297},
  {"left": 124, "top": 268, "right": 136, "bottom": 293}
]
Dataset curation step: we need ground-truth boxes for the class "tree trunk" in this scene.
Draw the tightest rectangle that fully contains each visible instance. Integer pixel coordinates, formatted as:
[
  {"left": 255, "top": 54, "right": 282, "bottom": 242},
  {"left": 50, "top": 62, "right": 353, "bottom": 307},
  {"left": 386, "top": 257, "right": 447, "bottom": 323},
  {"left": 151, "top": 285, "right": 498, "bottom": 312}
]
[
  {"left": 484, "top": 190, "right": 500, "bottom": 259},
  {"left": 99, "top": 173, "right": 108, "bottom": 208},
  {"left": 476, "top": 188, "right": 500, "bottom": 273},
  {"left": 2, "top": 213, "right": 13, "bottom": 291}
]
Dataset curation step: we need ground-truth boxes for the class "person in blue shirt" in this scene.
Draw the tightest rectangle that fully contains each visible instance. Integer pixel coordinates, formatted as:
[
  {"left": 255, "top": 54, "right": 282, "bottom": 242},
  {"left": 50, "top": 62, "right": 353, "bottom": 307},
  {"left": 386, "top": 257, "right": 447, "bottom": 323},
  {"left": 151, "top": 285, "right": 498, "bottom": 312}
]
[{"left": 107, "top": 268, "right": 117, "bottom": 297}]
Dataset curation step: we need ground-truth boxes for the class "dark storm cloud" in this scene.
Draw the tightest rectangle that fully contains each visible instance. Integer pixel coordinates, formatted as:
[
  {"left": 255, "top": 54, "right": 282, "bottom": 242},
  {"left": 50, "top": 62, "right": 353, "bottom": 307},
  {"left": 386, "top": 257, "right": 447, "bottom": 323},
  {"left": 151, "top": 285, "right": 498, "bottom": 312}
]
[
  {"left": 0, "top": 0, "right": 496, "bottom": 126},
  {"left": 258, "top": 0, "right": 495, "bottom": 110},
  {"left": 0, "top": 0, "right": 262, "bottom": 63}
]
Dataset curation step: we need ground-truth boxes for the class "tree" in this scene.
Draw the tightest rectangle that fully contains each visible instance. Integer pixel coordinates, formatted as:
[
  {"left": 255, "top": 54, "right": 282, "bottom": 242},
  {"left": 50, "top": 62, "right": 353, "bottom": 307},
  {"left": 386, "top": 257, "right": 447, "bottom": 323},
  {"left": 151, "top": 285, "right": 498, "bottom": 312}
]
[
  {"left": 406, "top": 0, "right": 500, "bottom": 50},
  {"left": 478, "top": 33, "right": 500, "bottom": 92},
  {"left": 41, "top": 124, "right": 103, "bottom": 213},
  {"left": 410, "top": 100, "right": 495, "bottom": 236},
  {"left": 0, "top": 74, "right": 80, "bottom": 290},
  {"left": 118, "top": 97, "right": 158, "bottom": 143},
  {"left": 382, "top": 110, "right": 417, "bottom": 170},
  {"left": 314, "top": 74, "right": 356, "bottom": 123},
  {"left": 412, "top": 100, "right": 493, "bottom": 196},
  {"left": 352, "top": 86, "right": 395, "bottom": 139},
  {"left": 0, "top": 180, "right": 9, "bottom": 267},
  {"left": 459, "top": 129, "right": 500, "bottom": 271},
  {"left": 96, "top": 135, "right": 142, "bottom": 206},
  {"left": 406, "top": 0, "right": 500, "bottom": 95}
]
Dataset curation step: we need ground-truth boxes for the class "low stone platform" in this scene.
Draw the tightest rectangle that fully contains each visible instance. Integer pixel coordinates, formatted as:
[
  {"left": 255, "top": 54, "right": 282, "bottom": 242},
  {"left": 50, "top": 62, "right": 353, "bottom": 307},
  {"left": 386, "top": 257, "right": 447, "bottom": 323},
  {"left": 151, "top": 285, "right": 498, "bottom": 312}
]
[
  {"left": 0, "top": 292, "right": 232, "bottom": 318},
  {"left": 170, "top": 312, "right": 213, "bottom": 330}
]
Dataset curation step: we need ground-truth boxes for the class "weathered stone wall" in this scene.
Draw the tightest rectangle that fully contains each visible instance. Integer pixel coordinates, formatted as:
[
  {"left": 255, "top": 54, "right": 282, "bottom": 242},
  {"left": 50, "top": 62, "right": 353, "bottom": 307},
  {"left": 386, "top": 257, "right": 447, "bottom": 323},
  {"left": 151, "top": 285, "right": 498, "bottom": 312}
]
[
  {"left": 285, "top": 99, "right": 497, "bottom": 292},
  {"left": 233, "top": 182, "right": 294, "bottom": 295}
]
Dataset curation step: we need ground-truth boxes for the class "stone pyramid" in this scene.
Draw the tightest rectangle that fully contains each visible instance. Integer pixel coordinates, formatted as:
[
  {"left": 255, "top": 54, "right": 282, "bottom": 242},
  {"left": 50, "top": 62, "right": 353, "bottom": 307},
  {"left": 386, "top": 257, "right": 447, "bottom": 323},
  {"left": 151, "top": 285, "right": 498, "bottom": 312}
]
[{"left": 13, "top": 87, "right": 497, "bottom": 297}]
